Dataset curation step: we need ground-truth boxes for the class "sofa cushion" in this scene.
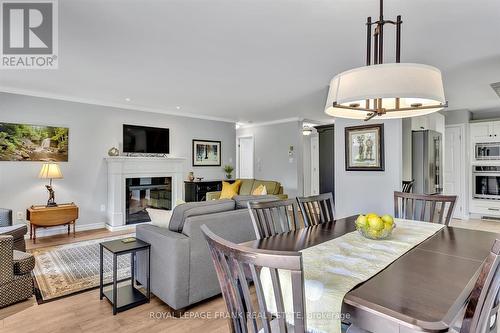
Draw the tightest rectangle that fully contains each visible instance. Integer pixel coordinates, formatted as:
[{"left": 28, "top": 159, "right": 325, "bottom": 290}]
[
  {"left": 251, "top": 180, "right": 280, "bottom": 195},
  {"left": 233, "top": 195, "right": 279, "bottom": 209},
  {"left": 169, "top": 200, "right": 236, "bottom": 232},
  {"left": 146, "top": 208, "right": 172, "bottom": 229},
  {"left": 252, "top": 184, "right": 267, "bottom": 195},
  {"left": 238, "top": 179, "right": 255, "bottom": 195}
]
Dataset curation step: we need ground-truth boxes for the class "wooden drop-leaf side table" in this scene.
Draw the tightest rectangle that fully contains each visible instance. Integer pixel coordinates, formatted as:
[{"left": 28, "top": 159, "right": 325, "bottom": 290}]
[{"left": 26, "top": 203, "right": 79, "bottom": 243}]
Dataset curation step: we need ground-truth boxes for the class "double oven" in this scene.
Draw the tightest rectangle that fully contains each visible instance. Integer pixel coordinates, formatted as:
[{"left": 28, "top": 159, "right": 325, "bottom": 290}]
[
  {"left": 473, "top": 142, "right": 500, "bottom": 200},
  {"left": 473, "top": 165, "right": 500, "bottom": 200}
]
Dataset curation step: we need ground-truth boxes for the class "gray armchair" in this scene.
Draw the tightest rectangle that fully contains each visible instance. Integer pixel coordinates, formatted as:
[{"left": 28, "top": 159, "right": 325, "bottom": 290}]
[
  {"left": 0, "top": 235, "right": 34, "bottom": 308},
  {"left": 0, "top": 208, "right": 27, "bottom": 252}
]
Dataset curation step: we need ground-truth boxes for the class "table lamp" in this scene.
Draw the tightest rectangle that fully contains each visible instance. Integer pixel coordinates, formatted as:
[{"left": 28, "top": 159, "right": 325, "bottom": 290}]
[{"left": 38, "top": 163, "right": 63, "bottom": 207}]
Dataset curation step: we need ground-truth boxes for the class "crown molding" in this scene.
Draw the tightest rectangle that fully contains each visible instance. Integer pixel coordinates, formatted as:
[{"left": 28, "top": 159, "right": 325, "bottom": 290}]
[
  {"left": 0, "top": 86, "right": 237, "bottom": 123},
  {"left": 238, "top": 117, "right": 304, "bottom": 129}
]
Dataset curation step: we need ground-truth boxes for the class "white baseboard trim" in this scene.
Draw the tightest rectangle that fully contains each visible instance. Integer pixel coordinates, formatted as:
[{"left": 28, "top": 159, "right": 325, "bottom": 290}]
[
  {"left": 104, "top": 222, "right": 151, "bottom": 232},
  {"left": 24, "top": 222, "right": 106, "bottom": 239}
]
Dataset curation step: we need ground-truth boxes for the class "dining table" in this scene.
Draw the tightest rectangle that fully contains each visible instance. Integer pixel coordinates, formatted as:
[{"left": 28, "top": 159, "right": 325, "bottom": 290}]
[{"left": 241, "top": 215, "right": 500, "bottom": 333}]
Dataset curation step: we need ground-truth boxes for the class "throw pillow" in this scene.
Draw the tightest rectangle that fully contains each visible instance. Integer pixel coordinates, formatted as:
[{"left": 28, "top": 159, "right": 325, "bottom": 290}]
[
  {"left": 252, "top": 184, "right": 268, "bottom": 195},
  {"left": 146, "top": 208, "right": 172, "bottom": 228},
  {"left": 219, "top": 180, "right": 242, "bottom": 199}
]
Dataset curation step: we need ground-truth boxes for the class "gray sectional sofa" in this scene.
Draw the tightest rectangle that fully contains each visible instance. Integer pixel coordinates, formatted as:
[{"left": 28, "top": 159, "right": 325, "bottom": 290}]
[{"left": 136, "top": 195, "right": 277, "bottom": 312}]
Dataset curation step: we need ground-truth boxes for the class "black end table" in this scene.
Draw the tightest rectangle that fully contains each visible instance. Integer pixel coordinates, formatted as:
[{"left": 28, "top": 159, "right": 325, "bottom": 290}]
[{"left": 99, "top": 237, "right": 151, "bottom": 315}]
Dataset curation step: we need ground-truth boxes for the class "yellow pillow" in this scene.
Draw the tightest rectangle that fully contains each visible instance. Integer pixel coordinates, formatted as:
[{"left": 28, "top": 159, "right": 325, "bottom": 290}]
[
  {"left": 219, "top": 180, "right": 242, "bottom": 199},
  {"left": 252, "top": 184, "right": 267, "bottom": 195}
]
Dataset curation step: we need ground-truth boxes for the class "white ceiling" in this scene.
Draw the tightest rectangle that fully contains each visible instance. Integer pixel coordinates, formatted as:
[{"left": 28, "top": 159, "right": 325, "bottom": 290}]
[{"left": 1, "top": 0, "right": 500, "bottom": 123}]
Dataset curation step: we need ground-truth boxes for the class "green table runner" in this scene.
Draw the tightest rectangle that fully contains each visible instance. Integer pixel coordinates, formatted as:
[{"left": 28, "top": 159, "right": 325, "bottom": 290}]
[{"left": 261, "top": 219, "right": 445, "bottom": 333}]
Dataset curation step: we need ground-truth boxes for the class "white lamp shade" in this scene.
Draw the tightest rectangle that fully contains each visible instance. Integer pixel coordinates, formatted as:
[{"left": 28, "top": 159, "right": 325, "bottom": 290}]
[
  {"left": 38, "top": 163, "right": 63, "bottom": 179},
  {"left": 325, "top": 63, "right": 446, "bottom": 119}
]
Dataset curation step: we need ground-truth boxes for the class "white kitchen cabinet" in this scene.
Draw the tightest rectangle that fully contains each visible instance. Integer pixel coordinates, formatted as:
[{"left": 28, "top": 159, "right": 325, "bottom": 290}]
[
  {"left": 470, "top": 122, "right": 491, "bottom": 141},
  {"left": 411, "top": 116, "right": 429, "bottom": 131},
  {"left": 492, "top": 122, "right": 500, "bottom": 138},
  {"left": 411, "top": 113, "right": 445, "bottom": 134},
  {"left": 470, "top": 121, "right": 500, "bottom": 141}
]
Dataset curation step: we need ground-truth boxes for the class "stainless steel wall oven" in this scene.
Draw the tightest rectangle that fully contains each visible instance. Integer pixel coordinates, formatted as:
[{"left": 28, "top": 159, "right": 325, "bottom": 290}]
[{"left": 473, "top": 165, "right": 500, "bottom": 200}]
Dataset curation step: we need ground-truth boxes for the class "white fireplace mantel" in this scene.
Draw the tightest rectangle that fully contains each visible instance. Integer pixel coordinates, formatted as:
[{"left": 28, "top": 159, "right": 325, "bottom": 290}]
[{"left": 105, "top": 156, "right": 185, "bottom": 230}]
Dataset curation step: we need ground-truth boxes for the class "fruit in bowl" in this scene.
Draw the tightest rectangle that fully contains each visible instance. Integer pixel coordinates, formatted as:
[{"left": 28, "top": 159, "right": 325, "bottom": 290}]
[{"left": 355, "top": 213, "right": 395, "bottom": 240}]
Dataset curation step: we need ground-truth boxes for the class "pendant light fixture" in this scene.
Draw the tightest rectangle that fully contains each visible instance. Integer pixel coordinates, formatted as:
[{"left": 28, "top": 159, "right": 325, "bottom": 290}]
[{"left": 324, "top": 0, "right": 447, "bottom": 121}]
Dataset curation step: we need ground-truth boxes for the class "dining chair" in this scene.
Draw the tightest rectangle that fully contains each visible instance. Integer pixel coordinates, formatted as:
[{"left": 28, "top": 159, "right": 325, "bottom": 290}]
[
  {"left": 201, "top": 224, "right": 306, "bottom": 333},
  {"left": 459, "top": 239, "right": 500, "bottom": 333},
  {"left": 296, "top": 193, "right": 335, "bottom": 226},
  {"left": 247, "top": 199, "right": 301, "bottom": 239},
  {"left": 402, "top": 179, "right": 415, "bottom": 193},
  {"left": 393, "top": 191, "right": 457, "bottom": 226}
]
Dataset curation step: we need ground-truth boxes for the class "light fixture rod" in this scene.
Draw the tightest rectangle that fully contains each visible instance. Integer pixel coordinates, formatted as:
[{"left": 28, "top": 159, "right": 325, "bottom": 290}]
[
  {"left": 366, "top": 17, "right": 372, "bottom": 66},
  {"left": 396, "top": 15, "right": 402, "bottom": 63},
  {"left": 378, "top": 0, "right": 384, "bottom": 64}
]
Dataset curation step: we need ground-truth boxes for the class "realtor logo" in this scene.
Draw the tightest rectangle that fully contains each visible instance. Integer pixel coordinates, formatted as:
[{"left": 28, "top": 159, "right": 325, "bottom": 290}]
[{"left": 1, "top": 0, "right": 58, "bottom": 69}]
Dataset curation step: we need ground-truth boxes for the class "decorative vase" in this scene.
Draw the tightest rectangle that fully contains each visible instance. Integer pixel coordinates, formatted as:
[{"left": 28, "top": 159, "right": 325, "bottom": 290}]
[
  {"left": 226, "top": 174, "right": 232, "bottom": 180},
  {"left": 187, "top": 172, "right": 195, "bottom": 181},
  {"left": 108, "top": 147, "right": 119, "bottom": 157}
]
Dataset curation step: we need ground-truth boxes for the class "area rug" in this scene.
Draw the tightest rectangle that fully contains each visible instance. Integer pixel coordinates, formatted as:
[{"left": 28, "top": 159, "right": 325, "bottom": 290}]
[{"left": 30, "top": 234, "right": 135, "bottom": 302}]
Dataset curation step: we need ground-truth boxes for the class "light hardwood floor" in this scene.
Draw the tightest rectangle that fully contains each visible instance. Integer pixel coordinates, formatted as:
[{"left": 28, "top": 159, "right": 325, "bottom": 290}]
[
  {"left": 2, "top": 228, "right": 230, "bottom": 333},
  {"left": 1, "top": 218, "right": 499, "bottom": 333}
]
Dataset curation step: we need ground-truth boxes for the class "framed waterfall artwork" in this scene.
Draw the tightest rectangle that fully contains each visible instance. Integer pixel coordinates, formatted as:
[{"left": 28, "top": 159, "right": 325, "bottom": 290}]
[
  {"left": 345, "top": 124, "right": 384, "bottom": 171},
  {"left": 192, "top": 139, "right": 221, "bottom": 166},
  {"left": 0, "top": 122, "right": 69, "bottom": 162}
]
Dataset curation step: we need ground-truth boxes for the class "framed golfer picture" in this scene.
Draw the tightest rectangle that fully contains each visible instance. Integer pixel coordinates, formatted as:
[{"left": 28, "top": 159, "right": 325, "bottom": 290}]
[
  {"left": 192, "top": 139, "right": 221, "bottom": 166},
  {"left": 345, "top": 124, "right": 384, "bottom": 171}
]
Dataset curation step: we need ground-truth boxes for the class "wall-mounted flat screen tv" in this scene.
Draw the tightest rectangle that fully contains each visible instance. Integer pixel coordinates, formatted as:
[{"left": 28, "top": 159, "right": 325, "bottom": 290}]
[{"left": 123, "top": 124, "right": 170, "bottom": 154}]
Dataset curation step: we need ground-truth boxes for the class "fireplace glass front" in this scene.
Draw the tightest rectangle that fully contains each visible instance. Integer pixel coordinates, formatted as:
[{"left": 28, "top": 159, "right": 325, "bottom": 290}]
[{"left": 125, "top": 177, "right": 172, "bottom": 224}]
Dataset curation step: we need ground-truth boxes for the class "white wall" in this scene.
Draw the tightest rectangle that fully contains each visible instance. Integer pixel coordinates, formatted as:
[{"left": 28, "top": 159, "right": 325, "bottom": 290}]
[
  {"left": 237, "top": 121, "right": 303, "bottom": 197},
  {"left": 334, "top": 118, "right": 403, "bottom": 218},
  {"left": 0, "top": 93, "right": 235, "bottom": 228},
  {"left": 402, "top": 118, "right": 412, "bottom": 181},
  {"left": 443, "top": 109, "right": 471, "bottom": 125}
]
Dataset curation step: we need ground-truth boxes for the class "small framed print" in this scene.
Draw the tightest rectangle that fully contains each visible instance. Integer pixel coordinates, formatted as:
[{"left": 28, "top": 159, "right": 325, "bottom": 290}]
[
  {"left": 345, "top": 124, "right": 384, "bottom": 171},
  {"left": 192, "top": 139, "right": 221, "bottom": 166}
]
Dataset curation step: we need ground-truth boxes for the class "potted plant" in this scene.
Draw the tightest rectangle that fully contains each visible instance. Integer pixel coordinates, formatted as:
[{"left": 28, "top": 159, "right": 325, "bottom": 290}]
[{"left": 223, "top": 165, "right": 234, "bottom": 180}]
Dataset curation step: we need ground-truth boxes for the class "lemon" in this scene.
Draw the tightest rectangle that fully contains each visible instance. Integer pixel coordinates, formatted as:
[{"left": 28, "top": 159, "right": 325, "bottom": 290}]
[
  {"left": 356, "top": 215, "right": 368, "bottom": 228},
  {"left": 384, "top": 223, "right": 394, "bottom": 233},
  {"left": 368, "top": 216, "right": 384, "bottom": 231},
  {"left": 381, "top": 214, "right": 394, "bottom": 226},
  {"left": 366, "top": 213, "right": 379, "bottom": 219}
]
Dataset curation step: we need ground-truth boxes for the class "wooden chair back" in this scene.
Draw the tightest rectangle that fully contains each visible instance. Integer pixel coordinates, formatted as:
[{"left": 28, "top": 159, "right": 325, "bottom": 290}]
[
  {"left": 394, "top": 191, "right": 457, "bottom": 226},
  {"left": 201, "top": 225, "right": 306, "bottom": 333},
  {"left": 460, "top": 239, "right": 500, "bottom": 333},
  {"left": 402, "top": 179, "right": 415, "bottom": 193},
  {"left": 296, "top": 193, "right": 335, "bottom": 226},
  {"left": 247, "top": 199, "right": 301, "bottom": 239}
]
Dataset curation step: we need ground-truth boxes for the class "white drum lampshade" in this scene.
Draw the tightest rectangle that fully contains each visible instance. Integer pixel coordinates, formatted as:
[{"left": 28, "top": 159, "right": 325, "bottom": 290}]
[{"left": 324, "top": 63, "right": 447, "bottom": 120}]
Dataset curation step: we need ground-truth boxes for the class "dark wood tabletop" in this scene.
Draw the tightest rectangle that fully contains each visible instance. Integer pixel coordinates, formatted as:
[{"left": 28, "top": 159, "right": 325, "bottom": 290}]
[{"left": 241, "top": 216, "right": 500, "bottom": 332}]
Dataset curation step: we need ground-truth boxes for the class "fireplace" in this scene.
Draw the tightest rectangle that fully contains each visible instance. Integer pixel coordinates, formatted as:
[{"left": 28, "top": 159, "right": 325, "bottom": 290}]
[
  {"left": 106, "top": 156, "right": 184, "bottom": 230},
  {"left": 125, "top": 177, "right": 172, "bottom": 224}
]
